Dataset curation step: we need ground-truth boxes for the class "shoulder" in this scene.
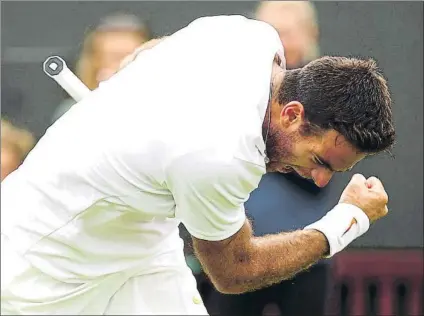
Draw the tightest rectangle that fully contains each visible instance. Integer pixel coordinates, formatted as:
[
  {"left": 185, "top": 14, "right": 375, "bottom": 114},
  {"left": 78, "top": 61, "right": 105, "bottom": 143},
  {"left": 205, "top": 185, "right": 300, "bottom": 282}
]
[
  {"left": 189, "top": 15, "right": 278, "bottom": 35},
  {"left": 166, "top": 146, "right": 265, "bottom": 196},
  {"left": 185, "top": 15, "right": 282, "bottom": 50}
]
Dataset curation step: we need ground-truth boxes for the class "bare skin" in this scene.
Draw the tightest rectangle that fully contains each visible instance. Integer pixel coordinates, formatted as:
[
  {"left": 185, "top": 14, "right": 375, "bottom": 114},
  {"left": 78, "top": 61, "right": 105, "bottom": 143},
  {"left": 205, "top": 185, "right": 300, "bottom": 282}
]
[
  {"left": 122, "top": 38, "right": 389, "bottom": 294},
  {"left": 193, "top": 221, "right": 328, "bottom": 293}
]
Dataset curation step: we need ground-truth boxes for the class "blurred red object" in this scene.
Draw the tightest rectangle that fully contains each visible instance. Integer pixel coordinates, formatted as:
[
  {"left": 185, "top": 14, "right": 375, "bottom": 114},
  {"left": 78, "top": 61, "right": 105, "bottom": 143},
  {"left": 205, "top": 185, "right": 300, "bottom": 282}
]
[{"left": 327, "top": 249, "right": 423, "bottom": 316}]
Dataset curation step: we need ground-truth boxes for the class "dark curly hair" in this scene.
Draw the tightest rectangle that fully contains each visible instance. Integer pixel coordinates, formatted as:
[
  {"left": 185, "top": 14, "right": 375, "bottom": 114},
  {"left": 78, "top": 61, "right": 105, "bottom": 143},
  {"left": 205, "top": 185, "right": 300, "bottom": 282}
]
[{"left": 278, "top": 56, "right": 395, "bottom": 154}]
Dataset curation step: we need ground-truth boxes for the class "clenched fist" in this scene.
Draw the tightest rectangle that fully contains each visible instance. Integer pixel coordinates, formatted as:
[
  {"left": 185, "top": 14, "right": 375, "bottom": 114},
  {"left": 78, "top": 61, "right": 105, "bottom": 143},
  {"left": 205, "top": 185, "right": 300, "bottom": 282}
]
[{"left": 339, "top": 173, "right": 389, "bottom": 223}]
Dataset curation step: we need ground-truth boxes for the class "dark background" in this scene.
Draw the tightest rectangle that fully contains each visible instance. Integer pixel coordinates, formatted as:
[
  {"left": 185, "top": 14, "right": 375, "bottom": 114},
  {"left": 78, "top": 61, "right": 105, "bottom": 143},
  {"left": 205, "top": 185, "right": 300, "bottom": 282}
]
[{"left": 1, "top": 1, "right": 423, "bottom": 248}]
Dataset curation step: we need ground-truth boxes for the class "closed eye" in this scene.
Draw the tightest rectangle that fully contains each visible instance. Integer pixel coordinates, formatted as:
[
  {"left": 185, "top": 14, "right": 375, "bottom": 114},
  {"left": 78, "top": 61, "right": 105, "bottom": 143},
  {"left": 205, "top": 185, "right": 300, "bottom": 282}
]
[
  {"left": 313, "top": 155, "right": 336, "bottom": 172},
  {"left": 314, "top": 156, "right": 323, "bottom": 165},
  {"left": 314, "top": 155, "right": 354, "bottom": 173},
  {"left": 313, "top": 156, "right": 326, "bottom": 167}
]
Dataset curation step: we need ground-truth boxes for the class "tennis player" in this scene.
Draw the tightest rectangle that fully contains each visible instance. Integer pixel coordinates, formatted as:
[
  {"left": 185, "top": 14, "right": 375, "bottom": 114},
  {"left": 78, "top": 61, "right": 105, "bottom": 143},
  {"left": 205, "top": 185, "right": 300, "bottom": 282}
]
[{"left": 1, "top": 15, "right": 395, "bottom": 315}]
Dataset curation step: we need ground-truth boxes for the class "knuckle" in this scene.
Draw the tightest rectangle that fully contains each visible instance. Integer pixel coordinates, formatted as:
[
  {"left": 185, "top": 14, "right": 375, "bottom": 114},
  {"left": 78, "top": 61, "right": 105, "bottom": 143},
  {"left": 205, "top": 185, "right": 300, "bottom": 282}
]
[
  {"left": 345, "top": 183, "right": 356, "bottom": 191},
  {"left": 378, "top": 196, "right": 388, "bottom": 206},
  {"left": 377, "top": 203, "right": 389, "bottom": 217},
  {"left": 352, "top": 173, "right": 365, "bottom": 181},
  {"left": 380, "top": 191, "right": 389, "bottom": 203}
]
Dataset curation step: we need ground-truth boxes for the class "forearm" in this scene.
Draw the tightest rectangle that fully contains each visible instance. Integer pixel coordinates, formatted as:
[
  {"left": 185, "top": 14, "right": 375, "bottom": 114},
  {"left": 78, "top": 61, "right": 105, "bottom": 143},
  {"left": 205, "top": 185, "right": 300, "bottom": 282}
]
[
  {"left": 194, "top": 220, "right": 329, "bottom": 294},
  {"left": 238, "top": 229, "right": 328, "bottom": 292},
  {"left": 222, "top": 203, "right": 369, "bottom": 293}
]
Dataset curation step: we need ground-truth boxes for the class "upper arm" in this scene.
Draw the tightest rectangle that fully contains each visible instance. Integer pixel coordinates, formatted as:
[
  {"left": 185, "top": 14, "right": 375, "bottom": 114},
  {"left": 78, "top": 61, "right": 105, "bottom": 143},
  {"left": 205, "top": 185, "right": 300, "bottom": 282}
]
[
  {"left": 166, "top": 150, "right": 264, "bottom": 290},
  {"left": 167, "top": 150, "right": 263, "bottom": 241},
  {"left": 190, "top": 217, "right": 254, "bottom": 293}
]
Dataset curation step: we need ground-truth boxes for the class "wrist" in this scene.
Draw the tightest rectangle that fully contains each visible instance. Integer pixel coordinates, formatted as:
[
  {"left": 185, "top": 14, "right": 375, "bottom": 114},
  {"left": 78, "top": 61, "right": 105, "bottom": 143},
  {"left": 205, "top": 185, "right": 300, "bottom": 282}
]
[
  {"left": 304, "top": 203, "right": 370, "bottom": 257},
  {"left": 307, "top": 229, "right": 331, "bottom": 257}
]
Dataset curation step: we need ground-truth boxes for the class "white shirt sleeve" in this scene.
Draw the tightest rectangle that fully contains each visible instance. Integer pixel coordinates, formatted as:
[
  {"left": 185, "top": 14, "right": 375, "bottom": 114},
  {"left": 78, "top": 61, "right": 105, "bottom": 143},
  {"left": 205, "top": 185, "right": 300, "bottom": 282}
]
[
  {"left": 162, "top": 17, "right": 279, "bottom": 241},
  {"left": 166, "top": 150, "right": 265, "bottom": 241}
]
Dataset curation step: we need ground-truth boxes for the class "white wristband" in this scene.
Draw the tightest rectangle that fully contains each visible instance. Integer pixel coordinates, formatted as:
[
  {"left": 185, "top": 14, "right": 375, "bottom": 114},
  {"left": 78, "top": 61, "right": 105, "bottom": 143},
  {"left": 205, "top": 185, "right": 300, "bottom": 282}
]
[{"left": 304, "top": 203, "right": 370, "bottom": 257}]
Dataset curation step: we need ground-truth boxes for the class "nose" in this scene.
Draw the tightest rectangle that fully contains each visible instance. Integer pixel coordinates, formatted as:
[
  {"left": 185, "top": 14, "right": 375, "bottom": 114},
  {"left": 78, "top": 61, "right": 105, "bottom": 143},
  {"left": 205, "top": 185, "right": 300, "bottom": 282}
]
[{"left": 311, "top": 169, "right": 334, "bottom": 188}]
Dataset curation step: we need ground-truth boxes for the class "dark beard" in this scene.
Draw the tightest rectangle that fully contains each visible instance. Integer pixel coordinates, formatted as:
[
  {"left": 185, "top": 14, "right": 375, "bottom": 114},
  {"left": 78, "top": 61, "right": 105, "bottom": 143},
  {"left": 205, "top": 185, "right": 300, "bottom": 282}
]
[{"left": 265, "top": 124, "right": 295, "bottom": 164}]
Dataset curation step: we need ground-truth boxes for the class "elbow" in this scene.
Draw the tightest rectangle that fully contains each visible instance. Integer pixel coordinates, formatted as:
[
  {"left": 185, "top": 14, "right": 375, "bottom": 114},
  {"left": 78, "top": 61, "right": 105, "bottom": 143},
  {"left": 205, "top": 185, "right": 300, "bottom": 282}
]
[
  {"left": 209, "top": 274, "right": 249, "bottom": 295},
  {"left": 208, "top": 252, "right": 258, "bottom": 294},
  {"left": 212, "top": 280, "right": 243, "bottom": 295}
]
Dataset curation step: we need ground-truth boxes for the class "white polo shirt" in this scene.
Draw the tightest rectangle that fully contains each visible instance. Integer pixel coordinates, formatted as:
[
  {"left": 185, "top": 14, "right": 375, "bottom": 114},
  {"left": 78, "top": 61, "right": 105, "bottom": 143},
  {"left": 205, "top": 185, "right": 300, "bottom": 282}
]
[{"left": 1, "top": 14, "right": 284, "bottom": 308}]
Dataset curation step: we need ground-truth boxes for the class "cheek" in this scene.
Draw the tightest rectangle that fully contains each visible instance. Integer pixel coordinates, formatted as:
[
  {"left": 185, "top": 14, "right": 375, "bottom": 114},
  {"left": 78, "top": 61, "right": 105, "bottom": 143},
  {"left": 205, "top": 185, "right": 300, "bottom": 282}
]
[{"left": 290, "top": 140, "right": 314, "bottom": 166}]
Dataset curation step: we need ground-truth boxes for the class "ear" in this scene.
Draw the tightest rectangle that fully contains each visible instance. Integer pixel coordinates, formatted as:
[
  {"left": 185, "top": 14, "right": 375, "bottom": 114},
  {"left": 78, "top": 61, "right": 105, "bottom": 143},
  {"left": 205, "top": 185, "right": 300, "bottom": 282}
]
[{"left": 280, "top": 101, "right": 305, "bottom": 128}]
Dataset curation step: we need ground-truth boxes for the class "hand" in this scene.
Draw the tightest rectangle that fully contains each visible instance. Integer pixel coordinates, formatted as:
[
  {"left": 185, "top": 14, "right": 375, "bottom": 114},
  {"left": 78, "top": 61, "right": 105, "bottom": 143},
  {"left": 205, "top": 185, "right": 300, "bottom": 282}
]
[{"left": 339, "top": 173, "right": 389, "bottom": 223}]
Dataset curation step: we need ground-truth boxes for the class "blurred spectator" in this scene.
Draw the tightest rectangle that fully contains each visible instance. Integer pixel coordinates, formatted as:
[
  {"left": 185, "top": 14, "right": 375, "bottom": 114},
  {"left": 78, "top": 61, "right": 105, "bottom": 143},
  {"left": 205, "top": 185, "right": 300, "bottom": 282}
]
[
  {"left": 1, "top": 83, "right": 25, "bottom": 124},
  {"left": 256, "top": 1, "right": 319, "bottom": 69},
  {"left": 1, "top": 119, "right": 35, "bottom": 181},
  {"left": 51, "top": 12, "right": 151, "bottom": 122}
]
